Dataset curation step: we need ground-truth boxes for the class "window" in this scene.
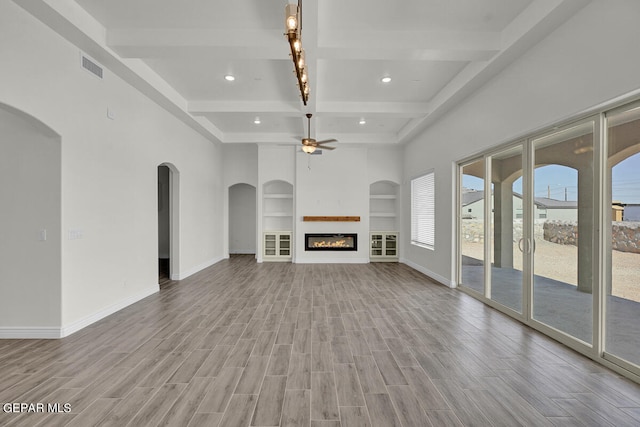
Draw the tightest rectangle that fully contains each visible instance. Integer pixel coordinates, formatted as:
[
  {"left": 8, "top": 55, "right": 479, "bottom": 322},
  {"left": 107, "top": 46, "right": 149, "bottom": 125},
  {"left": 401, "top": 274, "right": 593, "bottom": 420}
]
[{"left": 411, "top": 171, "right": 435, "bottom": 249}]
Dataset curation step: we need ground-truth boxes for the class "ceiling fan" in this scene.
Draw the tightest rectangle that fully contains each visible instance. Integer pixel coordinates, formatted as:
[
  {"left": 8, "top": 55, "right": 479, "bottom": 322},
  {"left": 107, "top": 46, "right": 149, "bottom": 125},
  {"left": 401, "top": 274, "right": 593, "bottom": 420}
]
[{"left": 300, "top": 113, "right": 337, "bottom": 153}]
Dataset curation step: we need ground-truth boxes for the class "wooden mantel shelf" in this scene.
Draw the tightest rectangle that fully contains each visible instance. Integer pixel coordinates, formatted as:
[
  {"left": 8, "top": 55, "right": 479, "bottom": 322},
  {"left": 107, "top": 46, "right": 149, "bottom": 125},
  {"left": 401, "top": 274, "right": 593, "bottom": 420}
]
[{"left": 303, "top": 216, "right": 360, "bottom": 222}]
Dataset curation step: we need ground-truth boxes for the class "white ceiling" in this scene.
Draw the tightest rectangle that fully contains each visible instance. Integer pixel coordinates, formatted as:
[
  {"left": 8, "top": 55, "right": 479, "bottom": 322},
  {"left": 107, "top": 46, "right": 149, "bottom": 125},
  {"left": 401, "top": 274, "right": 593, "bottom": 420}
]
[{"left": 25, "top": 0, "right": 591, "bottom": 147}]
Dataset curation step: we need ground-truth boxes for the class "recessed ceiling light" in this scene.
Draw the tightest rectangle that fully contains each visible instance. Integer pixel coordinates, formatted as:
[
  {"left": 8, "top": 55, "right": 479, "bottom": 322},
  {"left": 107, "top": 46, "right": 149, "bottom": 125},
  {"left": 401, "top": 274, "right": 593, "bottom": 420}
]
[
  {"left": 359, "top": 118, "right": 366, "bottom": 125},
  {"left": 224, "top": 74, "right": 235, "bottom": 82},
  {"left": 381, "top": 76, "right": 391, "bottom": 83},
  {"left": 254, "top": 117, "right": 261, "bottom": 124}
]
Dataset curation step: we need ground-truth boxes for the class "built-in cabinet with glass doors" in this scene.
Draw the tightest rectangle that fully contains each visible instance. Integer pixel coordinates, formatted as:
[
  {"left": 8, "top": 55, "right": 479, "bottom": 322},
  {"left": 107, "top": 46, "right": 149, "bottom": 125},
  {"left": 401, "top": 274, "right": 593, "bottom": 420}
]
[
  {"left": 370, "top": 232, "right": 398, "bottom": 261},
  {"left": 458, "top": 100, "right": 640, "bottom": 381},
  {"left": 263, "top": 232, "right": 292, "bottom": 261}
]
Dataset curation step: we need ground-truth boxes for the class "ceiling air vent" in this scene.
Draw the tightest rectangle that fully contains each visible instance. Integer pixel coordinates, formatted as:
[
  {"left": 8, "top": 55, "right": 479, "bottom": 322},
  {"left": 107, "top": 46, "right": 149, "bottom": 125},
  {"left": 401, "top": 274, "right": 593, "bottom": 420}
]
[{"left": 80, "top": 52, "right": 103, "bottom": 79}]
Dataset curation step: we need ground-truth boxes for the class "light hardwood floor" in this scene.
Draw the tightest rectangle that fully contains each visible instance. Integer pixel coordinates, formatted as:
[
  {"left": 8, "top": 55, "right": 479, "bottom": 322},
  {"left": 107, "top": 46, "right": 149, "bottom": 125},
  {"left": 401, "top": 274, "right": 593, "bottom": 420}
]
[{"left": 1, "top": 255, "right": 640, "bottom": 426}]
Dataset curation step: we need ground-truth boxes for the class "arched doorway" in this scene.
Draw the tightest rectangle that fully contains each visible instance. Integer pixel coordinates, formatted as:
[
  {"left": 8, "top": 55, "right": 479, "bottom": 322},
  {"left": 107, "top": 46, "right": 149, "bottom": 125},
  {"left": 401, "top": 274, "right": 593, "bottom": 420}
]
[
  {"left": 228, "top": 183, "right": 257, "bottom": 256},
  {"left": 158, "top": 163, "right": 179, "bottom": 283}
]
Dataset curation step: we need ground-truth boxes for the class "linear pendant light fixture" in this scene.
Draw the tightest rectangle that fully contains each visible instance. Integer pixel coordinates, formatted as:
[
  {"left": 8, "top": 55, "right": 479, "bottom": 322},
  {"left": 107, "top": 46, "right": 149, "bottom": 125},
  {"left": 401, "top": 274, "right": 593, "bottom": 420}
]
[{"left": 285, "top": 1, "right": 309, "bottom": 105}]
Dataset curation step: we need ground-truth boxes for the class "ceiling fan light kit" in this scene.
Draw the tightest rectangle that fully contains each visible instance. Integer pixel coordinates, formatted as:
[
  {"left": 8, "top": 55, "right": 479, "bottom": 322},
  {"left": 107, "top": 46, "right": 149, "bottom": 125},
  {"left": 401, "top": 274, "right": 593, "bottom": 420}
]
[
  {"left": 299, "top": 113, "right": 337, "bottom": 154},
  {"left": 285, "top": 1, "right": 309, "bottom": 105}
]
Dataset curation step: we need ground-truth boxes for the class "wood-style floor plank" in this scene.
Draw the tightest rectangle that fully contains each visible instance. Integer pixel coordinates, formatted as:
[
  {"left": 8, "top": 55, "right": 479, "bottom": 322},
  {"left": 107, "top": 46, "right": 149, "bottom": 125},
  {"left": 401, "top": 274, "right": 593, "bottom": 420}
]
[{"left": 0, "top": 256, "right": 639, "bottom": 426}]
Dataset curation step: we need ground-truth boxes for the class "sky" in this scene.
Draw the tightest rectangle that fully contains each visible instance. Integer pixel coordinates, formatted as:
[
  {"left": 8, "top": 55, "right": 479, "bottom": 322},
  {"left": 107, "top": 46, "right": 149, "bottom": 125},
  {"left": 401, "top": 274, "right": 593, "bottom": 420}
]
[{"left": 462, "top": 153, "right": 640, "bottom": 204}]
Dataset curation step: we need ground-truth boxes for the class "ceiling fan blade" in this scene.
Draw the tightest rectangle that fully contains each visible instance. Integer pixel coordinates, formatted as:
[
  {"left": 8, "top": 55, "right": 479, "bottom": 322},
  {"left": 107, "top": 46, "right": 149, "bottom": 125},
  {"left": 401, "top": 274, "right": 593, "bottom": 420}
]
[
  {"left": 319, "top": 145, "right": 336, "bottom": 150},
  {"left": 315, "top": 139, "right": 337, "bottom": 145}
]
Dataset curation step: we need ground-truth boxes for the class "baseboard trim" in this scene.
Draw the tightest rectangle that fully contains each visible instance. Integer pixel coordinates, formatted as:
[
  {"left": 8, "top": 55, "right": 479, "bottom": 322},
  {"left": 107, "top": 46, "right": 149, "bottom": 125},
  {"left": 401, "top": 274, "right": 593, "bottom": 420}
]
[
  {"left": 172, "top": 256, "right": 224, "bottom": 280},
  {"left": 60, "top": 285, "right": 159, "bottom": 338},
  {"left": 294, "top": 257, "right": 369, "bottom": 264},
  {"left": 0, "top": 284, "right": 160, "bottom": 339},
  {"left": 400, "top": 258, "right": 456, "bottom": 288},
  {"left": 0, "top": 327, "right": 62, "bottom": 339}
]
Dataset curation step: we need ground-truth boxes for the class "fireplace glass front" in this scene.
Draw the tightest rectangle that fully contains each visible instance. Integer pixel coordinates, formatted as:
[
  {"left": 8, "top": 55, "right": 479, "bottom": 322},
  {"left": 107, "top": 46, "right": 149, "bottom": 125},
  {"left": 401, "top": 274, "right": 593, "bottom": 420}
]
[{"left": 305, "top": 233, "right": 357, "bottom": 251}]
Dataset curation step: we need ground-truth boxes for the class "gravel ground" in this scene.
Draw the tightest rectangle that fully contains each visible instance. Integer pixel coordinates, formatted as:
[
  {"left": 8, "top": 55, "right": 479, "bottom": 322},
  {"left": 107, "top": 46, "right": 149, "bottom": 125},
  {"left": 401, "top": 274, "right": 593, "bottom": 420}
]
[{"left": 461, "top": 240, "right": 640, "bottom": 302}]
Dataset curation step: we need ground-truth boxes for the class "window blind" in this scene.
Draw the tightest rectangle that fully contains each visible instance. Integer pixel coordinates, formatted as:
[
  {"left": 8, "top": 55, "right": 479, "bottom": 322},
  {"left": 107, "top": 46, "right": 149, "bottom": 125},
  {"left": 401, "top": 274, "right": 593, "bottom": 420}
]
[{"left": 411, "top": 172, "right": 435, "bottom": 249}]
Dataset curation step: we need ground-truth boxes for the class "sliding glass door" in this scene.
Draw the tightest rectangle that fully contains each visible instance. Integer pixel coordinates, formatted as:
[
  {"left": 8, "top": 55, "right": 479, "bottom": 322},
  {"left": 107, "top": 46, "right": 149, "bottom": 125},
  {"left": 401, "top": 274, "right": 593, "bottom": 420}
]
[
  {"left": 604, "top": 103, "right": 640, "bottom": 368},
  {"left": 489, "top": 145, "right": 525, "bottom": 314},
  {"left": 460, "top": 159, "right": 486, "bottom": 295},
  {"left": 531, "top": 120, "right": 596, "bottom": 345},
  {"left": 458, "top": 103, "right": 640, "bottom": 379}
]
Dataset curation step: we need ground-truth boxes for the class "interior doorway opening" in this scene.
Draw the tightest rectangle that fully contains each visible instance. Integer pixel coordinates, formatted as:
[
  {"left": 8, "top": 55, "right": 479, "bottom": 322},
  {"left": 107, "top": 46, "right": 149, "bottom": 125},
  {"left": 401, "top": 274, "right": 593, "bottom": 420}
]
[
  {"left": 229, "top": 183, "right": 257, "bottom": 256},
  {"left": 158, "top": 163, "right": 179, "bottom": 284}
]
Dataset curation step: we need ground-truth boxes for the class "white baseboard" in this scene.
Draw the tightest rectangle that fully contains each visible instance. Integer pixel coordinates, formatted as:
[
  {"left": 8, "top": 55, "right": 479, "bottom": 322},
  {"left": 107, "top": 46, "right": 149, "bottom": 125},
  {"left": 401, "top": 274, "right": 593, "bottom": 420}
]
[
  {"left": 60, "top": 285, "right": 159, "bottom": 337},
  {"left": 0, "top": 327, "right": 62, "bottom": 339},
  {"left": 172, "top": 256, "right": 224, "bottom": 280},
  {"left": 400, "top": 258, "right": 456, "bottom": 288},
  {"left": 294, "top": 257, "right": 369, "bottom": 264},
  {"left": 0, "top": 285, "right": 159, "bottom": 339}
]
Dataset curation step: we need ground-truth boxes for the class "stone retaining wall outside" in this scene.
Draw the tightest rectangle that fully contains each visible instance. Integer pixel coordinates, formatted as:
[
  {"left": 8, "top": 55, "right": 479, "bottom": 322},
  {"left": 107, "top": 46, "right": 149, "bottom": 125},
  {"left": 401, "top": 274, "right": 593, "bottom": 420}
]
[
  {"left": 461, "top": 219, "right": 543, "bottom": 244},
  {"left": 543, "top": 221, "right": 640, "bottom": 254},
  {"left": 461, "top": 219, "right": 640, "bottom": 254},
  {"left": 611, "top": 222, "right": 640, "bottom": 253}
]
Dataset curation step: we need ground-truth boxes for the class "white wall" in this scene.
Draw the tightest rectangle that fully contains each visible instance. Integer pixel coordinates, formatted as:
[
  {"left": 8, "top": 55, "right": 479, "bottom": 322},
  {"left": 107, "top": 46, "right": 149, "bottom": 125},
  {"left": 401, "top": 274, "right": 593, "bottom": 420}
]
[
  {"left": 229, "top": 183, "right": 257, "bottom": 254},
  {"left": 402, "top": 0, "right": 640, "bottom": 286},
  {"left": 0, "top": 1, "right": 224, "bottom": 335},
  {"left": 0, "top": 105, "right": 61, "bottom": 331},
  {"left": 367, "top": 147, "right": 403, "bottom": 185},
  {"left": 295, "top": 148, "right": 370, "bottom": 263}
]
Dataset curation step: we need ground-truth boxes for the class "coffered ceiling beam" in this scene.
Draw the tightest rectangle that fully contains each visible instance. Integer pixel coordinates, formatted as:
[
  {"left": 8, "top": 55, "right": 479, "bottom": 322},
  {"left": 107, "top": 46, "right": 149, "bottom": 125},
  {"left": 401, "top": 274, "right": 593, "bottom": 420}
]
[
  {"left": 316, "top": 47, "right": 497, "bottom": 62},
  {"left": 317, "top": 133, "right": 399, "bottom": 145},
  {"left": 14, "top": 0, "right": 222, "bottom": 143},
  {"left": 316, "top": 102, "right": 430, "bottom": 118},
  {"left": 189, "top": 101, "right": 301, "bottom": 115},
  {"left": 223, "top": 133, "right": 302, "bottom": 144},
  {"left": 397, "top": 0, "right": 591, "bottom": 143},
  {"left": 222, "top": 132, "right": 398, "bottom": 145},
  {"left": 107, "top": 29, "right": 287, "bottom": 59},
  {"left": 297, "top": 0, "right": 319, "bottom": 126},
  {"left": 319, "top": 30, "right": 500, "bottom": 62}
]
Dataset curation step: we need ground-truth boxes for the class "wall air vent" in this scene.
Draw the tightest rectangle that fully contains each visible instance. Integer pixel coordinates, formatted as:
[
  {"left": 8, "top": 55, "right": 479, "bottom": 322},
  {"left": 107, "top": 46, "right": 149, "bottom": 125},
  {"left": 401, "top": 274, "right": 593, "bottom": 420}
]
[
  {"left": 310, "top": 149, "right": 322, "bottom": 155},
  {"left": 80, "top": 52, "right": 103, "bottom": 79}
]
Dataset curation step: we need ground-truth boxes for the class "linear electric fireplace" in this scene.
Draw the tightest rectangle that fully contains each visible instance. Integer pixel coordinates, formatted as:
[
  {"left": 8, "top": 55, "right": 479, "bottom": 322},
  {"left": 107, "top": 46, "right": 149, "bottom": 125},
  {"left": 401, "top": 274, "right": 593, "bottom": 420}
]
[{"left": 305, "top": 233, "right": 357, "bottom": 251}]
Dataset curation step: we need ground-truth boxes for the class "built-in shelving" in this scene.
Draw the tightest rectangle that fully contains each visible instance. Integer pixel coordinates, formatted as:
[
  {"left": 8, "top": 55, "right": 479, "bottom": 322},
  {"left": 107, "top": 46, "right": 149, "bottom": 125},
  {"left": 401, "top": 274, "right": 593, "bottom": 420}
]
[
  {"left": 263, "top": 181, "right": 293, "bottom": 231},
  {"left": 369, "top": 181, "right": 399, "bottom": 231}
]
